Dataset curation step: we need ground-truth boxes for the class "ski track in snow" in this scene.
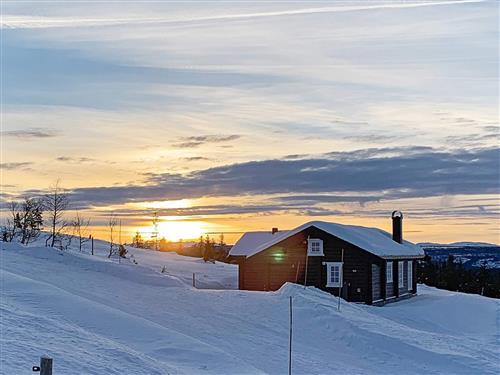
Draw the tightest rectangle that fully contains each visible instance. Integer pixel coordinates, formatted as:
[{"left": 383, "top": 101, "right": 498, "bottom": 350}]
[{"left": 1, "top": 241, "right": 499, "bottom": 374}]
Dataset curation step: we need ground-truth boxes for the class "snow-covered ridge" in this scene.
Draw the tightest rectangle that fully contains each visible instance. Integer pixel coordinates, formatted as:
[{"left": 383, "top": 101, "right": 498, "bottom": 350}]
[
  {"left": 419, "top": 241, "right": 499, "bottom": 248},
  {"left": 1, "top": 240, "right": 498, "bottom": 374}
]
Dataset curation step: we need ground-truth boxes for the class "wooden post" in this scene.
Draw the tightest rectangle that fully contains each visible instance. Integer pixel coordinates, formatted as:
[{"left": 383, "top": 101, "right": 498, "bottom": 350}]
[
  {"left": 192, "top": 273, "right": 196, "bottom": 288},
  {"left": 40, "top": 356, "right": 53, "bottom": 375},
  {"left": 91, "top": 236, "right": 94, "bottom": 256},
  {"left": 381, "top": 261, "right": 387, "bottom": 303},
  {"left": 304, "top": 255, "right": 309, "bottom": 288},
  {"left": 294, "top": 261, "right": 301, "bottom": 283},
  {"left": 288, "top": 296, "right": 292, "bottom": 375},
  {"left": 338, "top": 248, "right": 344, "bottom": 311}
]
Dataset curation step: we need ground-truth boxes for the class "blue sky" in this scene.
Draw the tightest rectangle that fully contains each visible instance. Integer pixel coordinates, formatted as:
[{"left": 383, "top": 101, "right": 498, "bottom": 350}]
[{"left": 2, "top": 0, "right": 498, "bottom": 243}]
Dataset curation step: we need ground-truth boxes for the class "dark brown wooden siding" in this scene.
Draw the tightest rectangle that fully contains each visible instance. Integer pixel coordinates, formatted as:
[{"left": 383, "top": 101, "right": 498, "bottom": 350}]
[
  {"left": 371, "top": 264, "right": 382, "bottom": 301},
  {"left": 238, "top": 227, "right": 420, "bottom": 304},
  {"left": 242, "top": 231, "right": 307, "bottom": 291},
  {"left": 241, "top": 227, "right": 382, "bottom": 304}
]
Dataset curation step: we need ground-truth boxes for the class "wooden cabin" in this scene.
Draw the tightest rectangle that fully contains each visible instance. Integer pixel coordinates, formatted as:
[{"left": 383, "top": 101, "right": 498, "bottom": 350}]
[{"left": 229, "top": 212, "right": 424, "bottom": 305}]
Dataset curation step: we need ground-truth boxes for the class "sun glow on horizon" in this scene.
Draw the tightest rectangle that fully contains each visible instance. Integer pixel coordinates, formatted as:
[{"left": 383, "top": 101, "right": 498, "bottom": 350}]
[{"left": 139, "top": 219, "right": 208, "bottom": 242}]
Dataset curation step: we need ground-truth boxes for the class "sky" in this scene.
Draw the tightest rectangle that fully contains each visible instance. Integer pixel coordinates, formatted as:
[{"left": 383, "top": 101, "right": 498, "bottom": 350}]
[{"left": 1, "top": 0, "right": 499, "bottom": 244}]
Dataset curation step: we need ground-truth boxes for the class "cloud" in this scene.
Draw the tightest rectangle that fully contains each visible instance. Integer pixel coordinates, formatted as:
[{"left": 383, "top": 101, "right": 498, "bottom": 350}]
[
  {"left": 56, "top": 156, "right": 96, "bottom": 163},
  {"left": 181, "top": 156, "right": 212, "bottom": 162},
  {"left": 0, "top": 162, "right": 33, "bottom": 170},
  {"left": 50, "top": 146, "right": 499, "bottom": 210},
  {"left": 172, "top": 134, "right": 241, "bottom": 148},
  {"left": 1, "top": 1, "right": 481, "bottom": 29},
  {"left": 1, "top": 128, "right": 59, "bottom": 140}
]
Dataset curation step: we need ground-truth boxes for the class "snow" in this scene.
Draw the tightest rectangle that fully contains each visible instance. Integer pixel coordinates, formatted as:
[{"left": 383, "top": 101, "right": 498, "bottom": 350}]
[
  {"left": 229, "top": 231, "right": 289, "bottom": 256},
  {"left": 1, "top": 240, "right": 498, "bottom": 375},
  {"left": 419, "top": 242, "right": 499, "bottom": 248},
  {"left": 231, "top": 221, "right": 424, "bottom": 259}
]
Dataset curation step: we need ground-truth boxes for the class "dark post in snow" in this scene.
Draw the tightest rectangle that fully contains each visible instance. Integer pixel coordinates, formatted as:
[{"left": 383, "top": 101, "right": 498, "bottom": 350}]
[
  {"left": 338, "top": 248, "right": 345, "bottom": 311},
  {"left": 33, "top": 356, "right": 52, "bottom": 375},
  {"left": 40, "top": 357, "right": 53, "bottom": 375},
  {"left": 91, "top": 235, "right": 94, "bottom": 256},
  {"left": 288, "top": 296, "right": 293, "bottom": 375},
  {"left": 192, "top": 273, "right": 196, "bottom": 288}
]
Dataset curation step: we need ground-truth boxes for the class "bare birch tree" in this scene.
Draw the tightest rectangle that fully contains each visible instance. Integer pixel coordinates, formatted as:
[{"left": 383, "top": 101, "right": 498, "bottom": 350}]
[
  {"left": 1, "top": 202, "right": 19, "bottom": 242},
  {"left": 108, "top": 213, "right": 118, "bottom": 258},
  {"left": 43, "top": 181, "right": 69, "bottom": 248},
  {"left": 72, "top": 211, "right": 91, "bottom": 252}
]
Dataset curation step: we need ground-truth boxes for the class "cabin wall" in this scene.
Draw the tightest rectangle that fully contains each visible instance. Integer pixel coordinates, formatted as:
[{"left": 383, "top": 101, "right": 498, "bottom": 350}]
[
  {"left": 242, "top": 231, "right": 308, "bottom": 291},
  {"left": 242, "top": 227, "right": 381, "bottom": 304},
  {"left": 239, "top": 228, "right": 419, "bottom": 305},
  {"left": 303, "top": 226, "right": 383, "bottom": 304}
]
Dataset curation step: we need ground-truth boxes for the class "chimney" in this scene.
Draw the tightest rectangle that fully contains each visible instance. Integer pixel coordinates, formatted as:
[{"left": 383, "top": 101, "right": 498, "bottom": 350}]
[
  {"left": 391, "top": 211, "right": 403, "bottom": 243},
  {"left": 272, "top": 227, "right": 278, "bottom": 234}
]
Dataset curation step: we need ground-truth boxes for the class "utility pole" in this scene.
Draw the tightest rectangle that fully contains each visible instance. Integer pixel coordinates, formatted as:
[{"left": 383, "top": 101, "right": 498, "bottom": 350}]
[{"left": 152, "top": 212, "right": 159, "bottom": 251}]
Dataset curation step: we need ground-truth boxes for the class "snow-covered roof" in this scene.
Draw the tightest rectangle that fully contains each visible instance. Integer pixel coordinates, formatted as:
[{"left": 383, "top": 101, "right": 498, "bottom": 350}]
[
  {"left": 229, "top": 231, "right": 289, "bottom": 256},
  {"left": 230, "top": 221, "right": 424, "bottom": 259}
]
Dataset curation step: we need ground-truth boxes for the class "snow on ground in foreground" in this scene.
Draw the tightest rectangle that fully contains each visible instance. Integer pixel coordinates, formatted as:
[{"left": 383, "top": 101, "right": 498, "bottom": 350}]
[{"left": 1, "top": 241, "right": 499, "bottom": 375}]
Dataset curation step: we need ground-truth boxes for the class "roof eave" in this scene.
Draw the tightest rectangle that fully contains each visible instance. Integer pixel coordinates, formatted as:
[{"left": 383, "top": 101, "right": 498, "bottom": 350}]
[{"left": 381, "top": 254, "right": 426, "bottom": 260}]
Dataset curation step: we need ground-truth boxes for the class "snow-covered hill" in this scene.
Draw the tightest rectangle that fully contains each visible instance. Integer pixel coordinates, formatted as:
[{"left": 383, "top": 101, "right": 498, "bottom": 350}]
[
  {"left": 1, "top": 240, "right": 498, "bottom": 374},
  {"left": 419, "top": 242, "right": 500, "bottom": 269}
]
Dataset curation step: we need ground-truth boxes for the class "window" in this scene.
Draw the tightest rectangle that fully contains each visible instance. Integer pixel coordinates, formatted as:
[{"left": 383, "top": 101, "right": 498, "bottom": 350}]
[
  {"left": 386, "top": 261, "right": 393, "bottom": 283},
  {"left": 398, "top": 261, "right": 404, "bottom": 286},
  {"left": 408, "top": 261, "right": 413, "bottom": 288},
  {"left": 307, "top": 238, "right": 324, "bottom": 256},
  {"left": 325, "top": 262, "right": 343, "bottom": 287}
]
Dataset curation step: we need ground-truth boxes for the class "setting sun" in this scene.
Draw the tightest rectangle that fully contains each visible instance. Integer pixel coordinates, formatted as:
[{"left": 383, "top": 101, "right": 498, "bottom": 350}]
[{"left": 140, "top": 219, "right": 208, "bottom": 242}]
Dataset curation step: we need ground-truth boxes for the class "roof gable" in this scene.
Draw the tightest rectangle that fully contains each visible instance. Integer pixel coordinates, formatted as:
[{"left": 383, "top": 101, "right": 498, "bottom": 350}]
[
  {"left": 230, "top": 221, "right": 424, "bottom": 259},
  {"left": 229, "top": 231, "right": 289, "bottom": 256}
]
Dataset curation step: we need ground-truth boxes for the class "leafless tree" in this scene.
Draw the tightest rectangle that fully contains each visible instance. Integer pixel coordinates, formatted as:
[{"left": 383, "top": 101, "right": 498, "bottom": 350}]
[
  {"left": 1, "top": 202, "right": 19, "bottom": 242},
  {"left": 43, "top": 181, "right": 70, "bottom": 248},
  {"left": 72, "top": 211, "right": 91, "bottom": 252},
  {"left": 108, "top": 213, "right": 118, "bottom": 258}
]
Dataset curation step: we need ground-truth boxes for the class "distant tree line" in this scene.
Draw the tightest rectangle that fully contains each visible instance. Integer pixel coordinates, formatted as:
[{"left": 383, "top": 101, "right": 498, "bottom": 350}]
[
  {"left": 130, "top": 232, "right": 230, "bottom": 262},
  {"left": 418, "top": 254, "right": 500, "bottom": 298}
]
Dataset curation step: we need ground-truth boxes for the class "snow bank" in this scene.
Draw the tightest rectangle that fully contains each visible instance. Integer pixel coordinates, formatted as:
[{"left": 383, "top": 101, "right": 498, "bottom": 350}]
[{"left": 1, "top": 241, "right": 498, "bottom": 374}]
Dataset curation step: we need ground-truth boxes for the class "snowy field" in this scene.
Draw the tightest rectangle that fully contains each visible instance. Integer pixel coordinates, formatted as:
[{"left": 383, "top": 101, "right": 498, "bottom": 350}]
[{"left": 1, "top": 240, "right": 499, "bottom": 375}]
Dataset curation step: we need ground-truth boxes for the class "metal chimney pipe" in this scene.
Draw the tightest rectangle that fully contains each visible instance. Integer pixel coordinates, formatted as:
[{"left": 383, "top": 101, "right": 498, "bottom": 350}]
[{"left": 391, "top": 211, "right": 403, "bottom": 243}]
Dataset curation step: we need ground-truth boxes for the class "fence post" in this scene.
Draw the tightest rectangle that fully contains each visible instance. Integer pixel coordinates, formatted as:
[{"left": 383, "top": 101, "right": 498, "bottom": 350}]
[
  {"left": 192, "top": 273, "right": 196, "bottom": 288},
  {"left": 288, "top": 296, "right": 292, "bottom": 375},
  {"left": 40, "top": 356, "right": 53, "bottom": 375}
]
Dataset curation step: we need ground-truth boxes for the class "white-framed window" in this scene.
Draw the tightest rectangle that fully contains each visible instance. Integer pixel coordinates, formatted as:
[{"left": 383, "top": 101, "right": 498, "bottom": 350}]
[
  {"left": 307, "top": 238, "right": 324, "bottom": 256},
  {"left": 386, "top": 261, "right": 393, "bottom": 283},
  {"left": 325, "top": 262, "right": 343, "bottom": 287},
  {"left": 398, "top": 261, "right": 404, "bottom": 286},
  {"left": 408, "top": 261, "right": 413, "bottom": 288}
]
